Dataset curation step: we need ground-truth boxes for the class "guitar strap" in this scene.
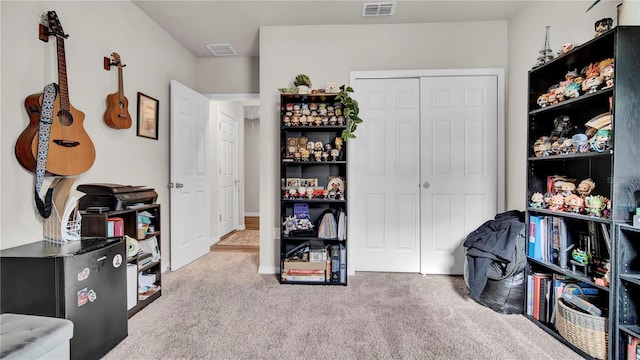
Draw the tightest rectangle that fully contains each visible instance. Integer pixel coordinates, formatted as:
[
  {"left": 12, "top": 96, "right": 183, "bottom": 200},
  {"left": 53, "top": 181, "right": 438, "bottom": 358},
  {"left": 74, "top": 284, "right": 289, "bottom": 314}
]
[{"left": 34, "top": 83, "right": 58, "bottom": 218}]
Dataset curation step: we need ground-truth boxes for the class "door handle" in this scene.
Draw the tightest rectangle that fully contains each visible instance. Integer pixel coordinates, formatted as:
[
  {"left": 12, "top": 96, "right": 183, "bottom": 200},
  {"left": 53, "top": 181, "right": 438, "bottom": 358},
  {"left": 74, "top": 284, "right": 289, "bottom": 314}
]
[
  {"left": 422, "top": 182, "right": 430, "bottom": 189},
  {"left": 176, "top": 183, "right": 184, "bottom": 189}
]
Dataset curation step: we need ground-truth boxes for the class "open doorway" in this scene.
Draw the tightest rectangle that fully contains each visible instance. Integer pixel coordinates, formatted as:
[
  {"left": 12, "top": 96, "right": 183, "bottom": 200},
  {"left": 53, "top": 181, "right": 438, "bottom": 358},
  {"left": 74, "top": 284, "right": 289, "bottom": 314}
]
[{"left": 208, "top": 95, "right": 260, "bottom": 252}]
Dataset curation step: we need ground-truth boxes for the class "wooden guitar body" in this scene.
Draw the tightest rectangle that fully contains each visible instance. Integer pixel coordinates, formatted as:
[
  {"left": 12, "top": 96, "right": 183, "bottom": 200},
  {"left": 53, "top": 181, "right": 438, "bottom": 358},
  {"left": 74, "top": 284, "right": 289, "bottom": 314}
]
[
  {"left": 15, "top": 93, "right": 43, "bottom": 172},
  {"left": 15, "top": 10, "right": 96, "bottom": 176},
  {"left": 104, "top": 52, "right": 132, "bottom": 129},
  {"left": 104, "top": 91, "right": 132, "bottom": 129},
  {"left": 29, "top": 96, "right": 96, "bottom": 176}
]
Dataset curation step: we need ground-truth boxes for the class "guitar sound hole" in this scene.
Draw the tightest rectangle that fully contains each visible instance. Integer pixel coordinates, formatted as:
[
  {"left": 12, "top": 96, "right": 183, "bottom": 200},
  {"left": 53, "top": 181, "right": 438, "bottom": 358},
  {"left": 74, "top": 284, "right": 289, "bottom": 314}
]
[{"left": 57, "top": 110, "right": 73, "bottom": 126}]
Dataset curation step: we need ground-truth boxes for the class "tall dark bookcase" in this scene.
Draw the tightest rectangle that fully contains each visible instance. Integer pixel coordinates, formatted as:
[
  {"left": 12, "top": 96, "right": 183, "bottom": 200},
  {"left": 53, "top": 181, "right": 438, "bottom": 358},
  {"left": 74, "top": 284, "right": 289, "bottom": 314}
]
[
  {"left": 524, "top": 27, "right": 640, "bottom": 360},
  {"left": 279, "top": 93, "right": 347, "bottom": 285}
]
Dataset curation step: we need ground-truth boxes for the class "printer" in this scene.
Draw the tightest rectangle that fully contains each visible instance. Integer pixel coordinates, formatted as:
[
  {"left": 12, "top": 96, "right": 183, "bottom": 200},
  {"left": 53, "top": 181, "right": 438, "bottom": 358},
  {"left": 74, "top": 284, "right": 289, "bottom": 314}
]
[{"left": 77, "top": 183, "right": 158, "bottom": 211}]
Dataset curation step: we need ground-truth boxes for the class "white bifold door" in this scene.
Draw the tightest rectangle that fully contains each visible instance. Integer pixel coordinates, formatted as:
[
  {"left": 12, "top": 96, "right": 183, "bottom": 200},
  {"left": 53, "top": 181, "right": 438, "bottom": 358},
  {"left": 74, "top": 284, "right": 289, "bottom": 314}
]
[{"left": 351, "top": 74, "right": 499, "bottom": 274}]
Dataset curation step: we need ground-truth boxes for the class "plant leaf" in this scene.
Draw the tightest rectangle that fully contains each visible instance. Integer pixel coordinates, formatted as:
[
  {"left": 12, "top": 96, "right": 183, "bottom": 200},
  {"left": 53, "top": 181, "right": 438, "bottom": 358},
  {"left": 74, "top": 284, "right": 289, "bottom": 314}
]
[{"left": 586, "top": 0, "right": 600, "bottom": 12}]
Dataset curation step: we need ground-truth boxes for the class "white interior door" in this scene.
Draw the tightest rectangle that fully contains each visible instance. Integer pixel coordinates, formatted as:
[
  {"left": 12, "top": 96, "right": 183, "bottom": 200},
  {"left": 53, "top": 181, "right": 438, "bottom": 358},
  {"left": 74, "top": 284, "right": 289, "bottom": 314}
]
[
  {"left": 218, "top": 108, "right": 238, "bottom": 237},
  {"left": 351, "top": 78, "right": 421, "bottom": 272},
  {"left": 420, "top": 75, "right": 498, "bottom": 274},
  {"left": 170, "top": 80, "right": 211, "bottom": 270}
]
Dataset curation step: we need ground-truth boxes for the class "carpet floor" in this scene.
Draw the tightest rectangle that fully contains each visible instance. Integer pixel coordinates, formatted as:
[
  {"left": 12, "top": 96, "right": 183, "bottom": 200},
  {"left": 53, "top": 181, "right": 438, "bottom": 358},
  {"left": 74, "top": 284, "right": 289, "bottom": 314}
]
[
  {"left": 103, "top": 251, "right": 581, "bottom": 360},
  {"left": 210, "top": 230, "right": 259, "bottom": 253}
]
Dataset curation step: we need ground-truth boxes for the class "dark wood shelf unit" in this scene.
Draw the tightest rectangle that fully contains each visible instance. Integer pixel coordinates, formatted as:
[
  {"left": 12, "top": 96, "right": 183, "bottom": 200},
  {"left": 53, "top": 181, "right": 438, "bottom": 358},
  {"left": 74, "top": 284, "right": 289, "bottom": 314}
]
[
  {"left": 81, "top": 204, "right": 161, "bottom": 318},
  {"left": 525, "top": 27, "right": 640, "bottom": 360},
  {"left": 279, "top": 93, "right": 348, "bottom": 285}
]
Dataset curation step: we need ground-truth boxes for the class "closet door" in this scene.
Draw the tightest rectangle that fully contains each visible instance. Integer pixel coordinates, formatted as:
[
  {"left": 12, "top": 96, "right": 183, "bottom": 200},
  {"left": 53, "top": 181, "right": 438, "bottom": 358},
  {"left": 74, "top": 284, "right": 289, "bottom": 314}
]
[
  {"left": 351, "top": 77, "right": 421, "bottom": 272},
  {"left": 420, "top": 75, "right": 498, "bottom": 274}
]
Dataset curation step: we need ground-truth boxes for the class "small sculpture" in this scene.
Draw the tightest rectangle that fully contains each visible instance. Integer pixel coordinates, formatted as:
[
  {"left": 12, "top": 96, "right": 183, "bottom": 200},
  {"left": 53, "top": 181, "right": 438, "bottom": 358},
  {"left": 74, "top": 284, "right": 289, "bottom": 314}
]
[
  {"left": 577, "top": 178, "right": 596, "bottom": 197},
  {"left": 560, "top": 182, "right": 576, "bottom": 196},
  {"left": 533, "top": 137, "right": 551, "bottom": 157},
  {"left": 530, "top": 192, "right": 546, "bottom": 208},
  {"left": 585, "top": 195, "right": 607, "bottom": 217},
  {"left": 549, "top": 193, "right": 565, "bottom": 211},
  {"left": 594, "top": 18, "right": 613, "bottom": 37},
  {"left": 534, "top": 26, "right": 554, "bottom": 67},
  {"left": 590, "top": 128, "right": 612, "bottom": 152},
  {"left": 282, "top": 215, "right": 297, "bottom": 236},
  {"left": 572, "top": 248, "right": 590, "bottom": 265},
  {"left": 564, "top": 194, "right": 584, "bottom": 213},
  {"left": 550, "top": 115, "right": 573, "bottom": 141}
]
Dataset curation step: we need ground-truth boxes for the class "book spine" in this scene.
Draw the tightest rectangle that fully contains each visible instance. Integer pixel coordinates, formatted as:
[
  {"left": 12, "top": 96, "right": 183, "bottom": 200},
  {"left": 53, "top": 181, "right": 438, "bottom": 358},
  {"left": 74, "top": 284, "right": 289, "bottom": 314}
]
[
  {"left": 330, "top": 244, "right": 340, "bottom": 283},
  {"left": 339, "top": 243, "right": 346, "bottom": 284}
]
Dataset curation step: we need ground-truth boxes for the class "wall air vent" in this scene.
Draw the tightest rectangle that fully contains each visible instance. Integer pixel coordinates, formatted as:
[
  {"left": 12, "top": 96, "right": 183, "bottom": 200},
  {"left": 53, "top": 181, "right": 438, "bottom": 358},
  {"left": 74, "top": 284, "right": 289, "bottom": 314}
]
[
  {"left": 362, "top": 1, "right": 397, "bottom": 16},
  {"left": 205, "top": 43, "right": 237, "bottom": 56}
]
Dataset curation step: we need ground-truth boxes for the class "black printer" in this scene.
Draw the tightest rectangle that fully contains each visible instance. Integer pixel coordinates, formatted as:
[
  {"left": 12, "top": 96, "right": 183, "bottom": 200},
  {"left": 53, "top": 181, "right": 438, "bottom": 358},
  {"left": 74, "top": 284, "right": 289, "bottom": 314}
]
[{"left": 77, "top": 183, "right": 157, "bottom": 211}]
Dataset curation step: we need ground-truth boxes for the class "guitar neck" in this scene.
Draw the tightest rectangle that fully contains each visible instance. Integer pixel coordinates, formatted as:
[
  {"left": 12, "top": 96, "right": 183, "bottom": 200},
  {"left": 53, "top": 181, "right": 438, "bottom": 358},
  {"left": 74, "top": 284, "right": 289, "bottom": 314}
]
[
  {"left": 56, "top": 35, "right": 70, "bottom": 111},
  {"left": 117, "top": 67, "right": 125, "bottom": 101}
]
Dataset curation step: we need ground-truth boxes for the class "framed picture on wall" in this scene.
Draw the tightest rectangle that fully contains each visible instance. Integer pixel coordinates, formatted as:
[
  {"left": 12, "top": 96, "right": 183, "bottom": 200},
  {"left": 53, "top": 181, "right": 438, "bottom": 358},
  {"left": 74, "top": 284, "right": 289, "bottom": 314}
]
[{"left": 137, "top": 92, "right": 159, "bottom": 140}]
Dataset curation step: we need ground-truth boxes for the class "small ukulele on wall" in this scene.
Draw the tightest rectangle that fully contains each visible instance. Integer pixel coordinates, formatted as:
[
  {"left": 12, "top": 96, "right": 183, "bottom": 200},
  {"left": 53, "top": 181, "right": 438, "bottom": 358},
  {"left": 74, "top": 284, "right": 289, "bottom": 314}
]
[{"left": 104, "top": 52, "right": 132, "bottom": 129}]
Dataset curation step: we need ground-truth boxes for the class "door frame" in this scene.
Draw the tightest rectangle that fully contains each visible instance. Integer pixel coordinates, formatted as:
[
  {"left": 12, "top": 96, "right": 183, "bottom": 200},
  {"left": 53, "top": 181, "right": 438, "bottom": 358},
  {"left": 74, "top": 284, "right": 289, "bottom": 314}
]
[
  {"left": 206, "top": 93, "right": 259, "bottom": 240},
  {"left": 349, "top": 69, "right": 506, "bottom": 275}
]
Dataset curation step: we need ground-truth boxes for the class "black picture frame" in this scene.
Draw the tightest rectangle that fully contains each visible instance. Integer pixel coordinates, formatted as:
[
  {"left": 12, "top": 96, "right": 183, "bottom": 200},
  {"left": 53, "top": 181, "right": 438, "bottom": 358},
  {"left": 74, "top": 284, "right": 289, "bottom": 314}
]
[{"left": 137, "top": 92, "right": 159, "bottom": 140}]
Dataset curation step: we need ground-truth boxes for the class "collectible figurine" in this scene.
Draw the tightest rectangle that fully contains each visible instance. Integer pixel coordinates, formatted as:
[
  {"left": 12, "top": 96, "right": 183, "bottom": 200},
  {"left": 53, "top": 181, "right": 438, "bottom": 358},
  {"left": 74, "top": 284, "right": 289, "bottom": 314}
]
[
  {"left": 282, "top": 215, "right": 297, "bottom": 236},
  {"left": 585, "top": 195, "right": 607, "bottom": 217},
  {"left": 599, "top": 58, "right": 614, "bottom": 89},
  {"left": 549, "top": 194, "right": 565, "bottom": 211},
  {"left": 564, "top": 194, "right": 584, "bottom": 214},
  {"left": 583, "top": 75, "right": 603, "bottom": 94},
  {"left": 537, "top": 94, "right": 549, "bottom": 108},
  {"left": 590, "top": 128, "right": 612, "bottom": 152},
  {"left": 533, "top": 137, "right": 551, "bottom": 157},
  {"left": 577, "top": 178, "right": 596, "bottom": 197},
  {"left": 564, "top": 82, "right": 581, "bottom": 99},
  {"left": 571, "top": 133, "right": 589, "bottom": 153},
  {"left": 560, "top": 181, "right": 576, "bottom": 196},
  {"left": 558, "top": 43, "right": 575, "bottom": 55},
  {"left": 572, "top": 248, "right": 590, "bottom": 265},
  {"left": 550, "top": 115, "right": 573, "bottom": 141},
  {"left": 594, "top": 18, "right": 613, "bottom": 37},
  {"left": 530, "top": 192, "right": 546, "bottom": 208}
]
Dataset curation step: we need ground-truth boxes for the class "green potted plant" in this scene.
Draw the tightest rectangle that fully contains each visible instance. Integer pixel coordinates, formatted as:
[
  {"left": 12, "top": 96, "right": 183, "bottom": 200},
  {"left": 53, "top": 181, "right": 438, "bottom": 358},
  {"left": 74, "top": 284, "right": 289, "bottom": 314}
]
[
  {"left": 335, "top": 85, "right": 363, "bottom": 141},
  {"left": 293, "top": 74, "right": 312, "bottom": 94}
]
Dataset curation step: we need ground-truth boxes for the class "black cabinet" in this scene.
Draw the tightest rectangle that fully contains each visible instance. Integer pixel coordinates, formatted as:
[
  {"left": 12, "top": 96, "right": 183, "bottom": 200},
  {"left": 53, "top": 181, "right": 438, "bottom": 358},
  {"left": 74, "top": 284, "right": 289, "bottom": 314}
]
[
  {"left": 524, "top": 27, "right": 640, "bottom": 360},
  {"left": 279, "top": 93, "right": 347, "bottom": 285},
  {"left": 616, "top": 224, "right": 640, "bottom": 359},
  {"left": 0, "top": 238, "right": 128, "bottom": 360}
]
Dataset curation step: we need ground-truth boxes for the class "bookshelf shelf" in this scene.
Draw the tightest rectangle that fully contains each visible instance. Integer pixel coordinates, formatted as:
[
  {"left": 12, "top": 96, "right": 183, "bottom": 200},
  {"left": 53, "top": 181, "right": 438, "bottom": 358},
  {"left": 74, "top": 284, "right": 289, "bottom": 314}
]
[
  {"left": 525, "top": 27, "right": 640, "bottom": 360},
  {"left": 279, "top": 92, "right": 348, "bottom": 285}
]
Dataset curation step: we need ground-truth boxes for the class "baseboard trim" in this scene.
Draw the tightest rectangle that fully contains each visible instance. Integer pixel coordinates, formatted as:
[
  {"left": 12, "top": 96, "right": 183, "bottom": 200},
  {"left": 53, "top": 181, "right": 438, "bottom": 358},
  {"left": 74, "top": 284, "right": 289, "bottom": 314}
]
[{"left": 258, "top": 265, "right": 279, "bottom": 274}]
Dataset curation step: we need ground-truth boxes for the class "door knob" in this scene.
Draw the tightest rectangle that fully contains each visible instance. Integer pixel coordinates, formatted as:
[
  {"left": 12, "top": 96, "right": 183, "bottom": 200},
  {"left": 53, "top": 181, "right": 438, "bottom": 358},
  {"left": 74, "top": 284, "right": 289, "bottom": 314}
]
[
  {"left": 176, "top": 183, "right": 184, "bottom": 189},
  {"left": 422, "top": 182, "right": 430, "bottom": 189}
]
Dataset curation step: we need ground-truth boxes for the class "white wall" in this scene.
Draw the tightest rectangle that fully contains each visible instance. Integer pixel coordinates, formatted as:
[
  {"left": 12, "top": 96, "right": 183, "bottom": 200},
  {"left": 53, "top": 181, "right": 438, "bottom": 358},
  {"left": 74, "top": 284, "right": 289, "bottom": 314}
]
[
  {"left": 244, "top": 116, "right": 260, "bottom": 215},
  {"left": 195, "top": 57, "right": 259, "bottom": 94},
  {"left": 259, "top": 21, "right": 509, "bottom": 273},
  {"left": 506, "top": 0, "right": 619, "bottom": 211},
  {"left": 0, "top": 1, "right": 196, "bottom": 270}
]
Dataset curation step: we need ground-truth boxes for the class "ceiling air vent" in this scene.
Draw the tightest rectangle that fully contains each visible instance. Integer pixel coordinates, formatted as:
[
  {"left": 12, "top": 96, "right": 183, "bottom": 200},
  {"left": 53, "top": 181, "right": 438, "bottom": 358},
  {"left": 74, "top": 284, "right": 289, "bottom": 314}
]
[
  {"left": 205, "top": 43, "right": 237, "bottom": 56},
  {"left": 362, "top": 1, "right": 396, "bottom": 17}
]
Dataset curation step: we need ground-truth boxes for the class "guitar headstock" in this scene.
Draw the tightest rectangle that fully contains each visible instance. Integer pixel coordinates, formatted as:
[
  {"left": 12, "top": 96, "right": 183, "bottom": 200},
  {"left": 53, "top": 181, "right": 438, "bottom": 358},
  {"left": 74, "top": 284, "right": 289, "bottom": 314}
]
[
  {"left": 46, "top": 11, "right": 68, "bottom": 38},
  {"left": 111, "top": 52, "right": 126, "bottom": 68}
]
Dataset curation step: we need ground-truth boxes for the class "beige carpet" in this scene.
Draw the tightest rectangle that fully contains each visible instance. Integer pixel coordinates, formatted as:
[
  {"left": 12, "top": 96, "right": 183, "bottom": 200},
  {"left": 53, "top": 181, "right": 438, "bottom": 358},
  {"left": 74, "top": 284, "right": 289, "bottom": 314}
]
[{"left": 103, "top": 251, "right": 582, "bottom": 360}]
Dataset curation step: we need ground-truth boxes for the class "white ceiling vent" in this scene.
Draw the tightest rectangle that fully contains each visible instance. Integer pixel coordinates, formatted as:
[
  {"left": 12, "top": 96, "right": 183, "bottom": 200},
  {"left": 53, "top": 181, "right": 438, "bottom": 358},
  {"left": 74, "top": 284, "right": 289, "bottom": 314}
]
[
  {"left": 205, "top": 43, "right": 237, "bottom": 56},
  {"left": 362, "top": 1, "right": 396, "bottom": 17}
]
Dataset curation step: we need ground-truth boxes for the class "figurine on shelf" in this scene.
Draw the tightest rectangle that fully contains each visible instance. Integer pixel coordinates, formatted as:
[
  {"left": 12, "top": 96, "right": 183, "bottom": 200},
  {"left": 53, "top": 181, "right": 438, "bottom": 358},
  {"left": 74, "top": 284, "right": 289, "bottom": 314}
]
[
  {"left": 572, "top": 133, "right": 589, "bottom": 153},
  {"left": 585, "top": 195, "right": 607, "bottom": 217},
  {"left": 549, "top": 193, "right": 565, "bottom": 212},
  {"left": 577, "top": 178, "right": 596, "bottom": 197},
  {"left": 564, "top": 194, "right": 584, "bottom": 214},
  {"left": 594, "top": 18, "right": 613, "bottom": 37},
  {"left": 530, "top": 192, "right": 546, "bottom": 208},
  {"left": 550, "top": 115, "right": 573, "bottom": 142},
  {"left": 564, "top": 81, "right": 582, "bottom": 99},
  {"left": 571, "top": 248, "right": 590, "bottom": 265},
  {"left": 560, "top": 181, "right": 576, "bottom": 196},
  {"left": 558, "top": 43, "right": 575, "bottom": 56},
  {"left": 590, "top": 128, "right": 612, "bottom": 152},
  {"left": 533, "top": 137, "right": 551, "bottom": 157},
  {"left": 599, "top": 58, "right": 615, "bottom": 89},
  {"left": 282, "top": 215, "right": 297, "bottom": 236},
  {"left": 537, "top": 94, "right": 549, "bottom": 108}
]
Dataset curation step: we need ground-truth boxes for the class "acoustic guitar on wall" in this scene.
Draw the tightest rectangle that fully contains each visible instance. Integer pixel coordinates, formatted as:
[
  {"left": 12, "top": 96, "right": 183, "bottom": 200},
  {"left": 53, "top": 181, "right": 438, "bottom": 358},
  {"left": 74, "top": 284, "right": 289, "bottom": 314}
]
[
  {"left": 15, "top": 10, "right": 96, "bottom": 176},
  {"left": 104, "top": 52, "right": 132, "bottom": 129}
]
